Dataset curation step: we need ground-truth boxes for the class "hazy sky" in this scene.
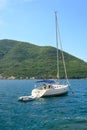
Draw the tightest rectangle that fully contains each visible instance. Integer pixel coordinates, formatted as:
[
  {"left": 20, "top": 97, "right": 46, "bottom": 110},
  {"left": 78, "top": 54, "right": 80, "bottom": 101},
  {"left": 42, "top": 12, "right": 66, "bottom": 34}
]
[{"left": 0, "top": 0, "right": 87, "bottom": 61}]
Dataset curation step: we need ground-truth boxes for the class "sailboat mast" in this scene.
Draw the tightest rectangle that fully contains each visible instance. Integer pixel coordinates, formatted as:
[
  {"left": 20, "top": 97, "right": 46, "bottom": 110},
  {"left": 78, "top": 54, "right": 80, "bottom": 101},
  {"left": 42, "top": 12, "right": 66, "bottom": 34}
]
[
  {"left": 55, "top": 12, "right": 60, "bottom": 81},
  {"left": 55, "top": 12, "right": 69, "bottom": 85}
]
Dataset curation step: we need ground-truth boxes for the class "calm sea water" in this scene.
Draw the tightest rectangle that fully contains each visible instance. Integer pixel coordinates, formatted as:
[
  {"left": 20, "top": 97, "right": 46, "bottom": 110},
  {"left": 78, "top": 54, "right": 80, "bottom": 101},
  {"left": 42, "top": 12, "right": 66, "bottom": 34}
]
[{"left": 0, "top": 79, "right": 87, "bottom": 130}]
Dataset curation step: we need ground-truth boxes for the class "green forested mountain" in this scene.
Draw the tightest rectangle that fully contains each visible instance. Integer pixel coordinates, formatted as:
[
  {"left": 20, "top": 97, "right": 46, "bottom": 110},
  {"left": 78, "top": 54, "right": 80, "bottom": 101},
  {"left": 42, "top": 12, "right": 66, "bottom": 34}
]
[{"left": 0, "top": 39, "right": 87, "bottom": 79}]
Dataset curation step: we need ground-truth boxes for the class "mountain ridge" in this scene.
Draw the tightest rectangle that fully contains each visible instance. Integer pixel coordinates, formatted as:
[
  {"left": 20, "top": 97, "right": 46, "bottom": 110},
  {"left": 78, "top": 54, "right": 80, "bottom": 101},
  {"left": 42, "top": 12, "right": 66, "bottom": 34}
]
[{"left": 0, "top": 39, "right": 87, "bottom": 79}]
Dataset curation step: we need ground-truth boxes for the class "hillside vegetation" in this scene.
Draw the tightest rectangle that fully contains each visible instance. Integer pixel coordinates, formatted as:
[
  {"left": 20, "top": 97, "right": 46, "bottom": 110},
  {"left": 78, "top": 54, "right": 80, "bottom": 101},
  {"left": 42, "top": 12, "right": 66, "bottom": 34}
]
[{"left": 0, "top": 39, "right": 87, "bottom": 79}]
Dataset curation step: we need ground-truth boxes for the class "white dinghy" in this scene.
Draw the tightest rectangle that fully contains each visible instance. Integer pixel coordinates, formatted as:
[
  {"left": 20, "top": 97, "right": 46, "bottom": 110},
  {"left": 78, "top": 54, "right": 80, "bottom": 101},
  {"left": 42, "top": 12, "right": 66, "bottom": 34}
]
[{"left": 18, "top": 95, "right": 36, "bottom": 102}]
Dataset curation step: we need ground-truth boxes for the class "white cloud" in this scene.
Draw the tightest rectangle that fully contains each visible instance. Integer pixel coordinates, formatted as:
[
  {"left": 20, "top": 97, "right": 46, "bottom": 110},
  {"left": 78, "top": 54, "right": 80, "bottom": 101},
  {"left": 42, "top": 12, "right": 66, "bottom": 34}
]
[{"left": 0, "top": 0, "right": 7, "bottom": 10}]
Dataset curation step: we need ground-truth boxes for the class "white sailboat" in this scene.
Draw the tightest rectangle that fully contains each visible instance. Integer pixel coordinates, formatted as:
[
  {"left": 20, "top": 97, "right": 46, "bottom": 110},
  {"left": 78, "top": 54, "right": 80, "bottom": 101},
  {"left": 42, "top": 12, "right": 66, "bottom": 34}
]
[
  {"left": 31, "top": 12, "right": 70, "bottom": 98},
  {"left": 18, "top": 12, "right": 70, "bottom": 101}
]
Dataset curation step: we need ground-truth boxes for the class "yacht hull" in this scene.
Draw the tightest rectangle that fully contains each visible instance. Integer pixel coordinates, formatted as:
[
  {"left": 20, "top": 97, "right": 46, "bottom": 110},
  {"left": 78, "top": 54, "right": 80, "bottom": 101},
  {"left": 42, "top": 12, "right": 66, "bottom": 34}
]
[{"left": 32, "top": 84, "right": 69, "bottom": 98}]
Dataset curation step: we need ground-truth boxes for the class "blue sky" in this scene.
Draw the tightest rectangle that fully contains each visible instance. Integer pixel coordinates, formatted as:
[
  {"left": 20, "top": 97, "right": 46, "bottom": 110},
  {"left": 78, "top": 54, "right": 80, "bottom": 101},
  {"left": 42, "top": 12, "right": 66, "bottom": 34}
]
[{"left": 0, "top": 0, "right": 87, "bottom": 61}]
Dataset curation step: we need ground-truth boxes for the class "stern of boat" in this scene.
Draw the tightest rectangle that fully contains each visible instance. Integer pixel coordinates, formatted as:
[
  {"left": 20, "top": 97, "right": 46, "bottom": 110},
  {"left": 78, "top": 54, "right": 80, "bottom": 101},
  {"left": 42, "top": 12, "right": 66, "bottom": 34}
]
[{"left": 31, "top": 88, "right": 46, "bottom": 98}]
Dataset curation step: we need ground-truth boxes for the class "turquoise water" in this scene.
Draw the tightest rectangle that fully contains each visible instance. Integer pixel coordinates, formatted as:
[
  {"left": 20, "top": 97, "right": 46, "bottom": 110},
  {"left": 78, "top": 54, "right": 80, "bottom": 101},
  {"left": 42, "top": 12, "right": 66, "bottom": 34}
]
[{"left": 0, "top": 79, "right": 87, "bottom": 130}]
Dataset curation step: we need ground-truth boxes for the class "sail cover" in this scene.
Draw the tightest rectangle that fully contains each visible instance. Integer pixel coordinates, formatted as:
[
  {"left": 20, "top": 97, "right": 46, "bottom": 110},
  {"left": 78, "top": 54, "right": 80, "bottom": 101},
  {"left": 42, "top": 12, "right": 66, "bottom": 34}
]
[{"left": 36, "top": 79, "right": 55, "bottom": 84}]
